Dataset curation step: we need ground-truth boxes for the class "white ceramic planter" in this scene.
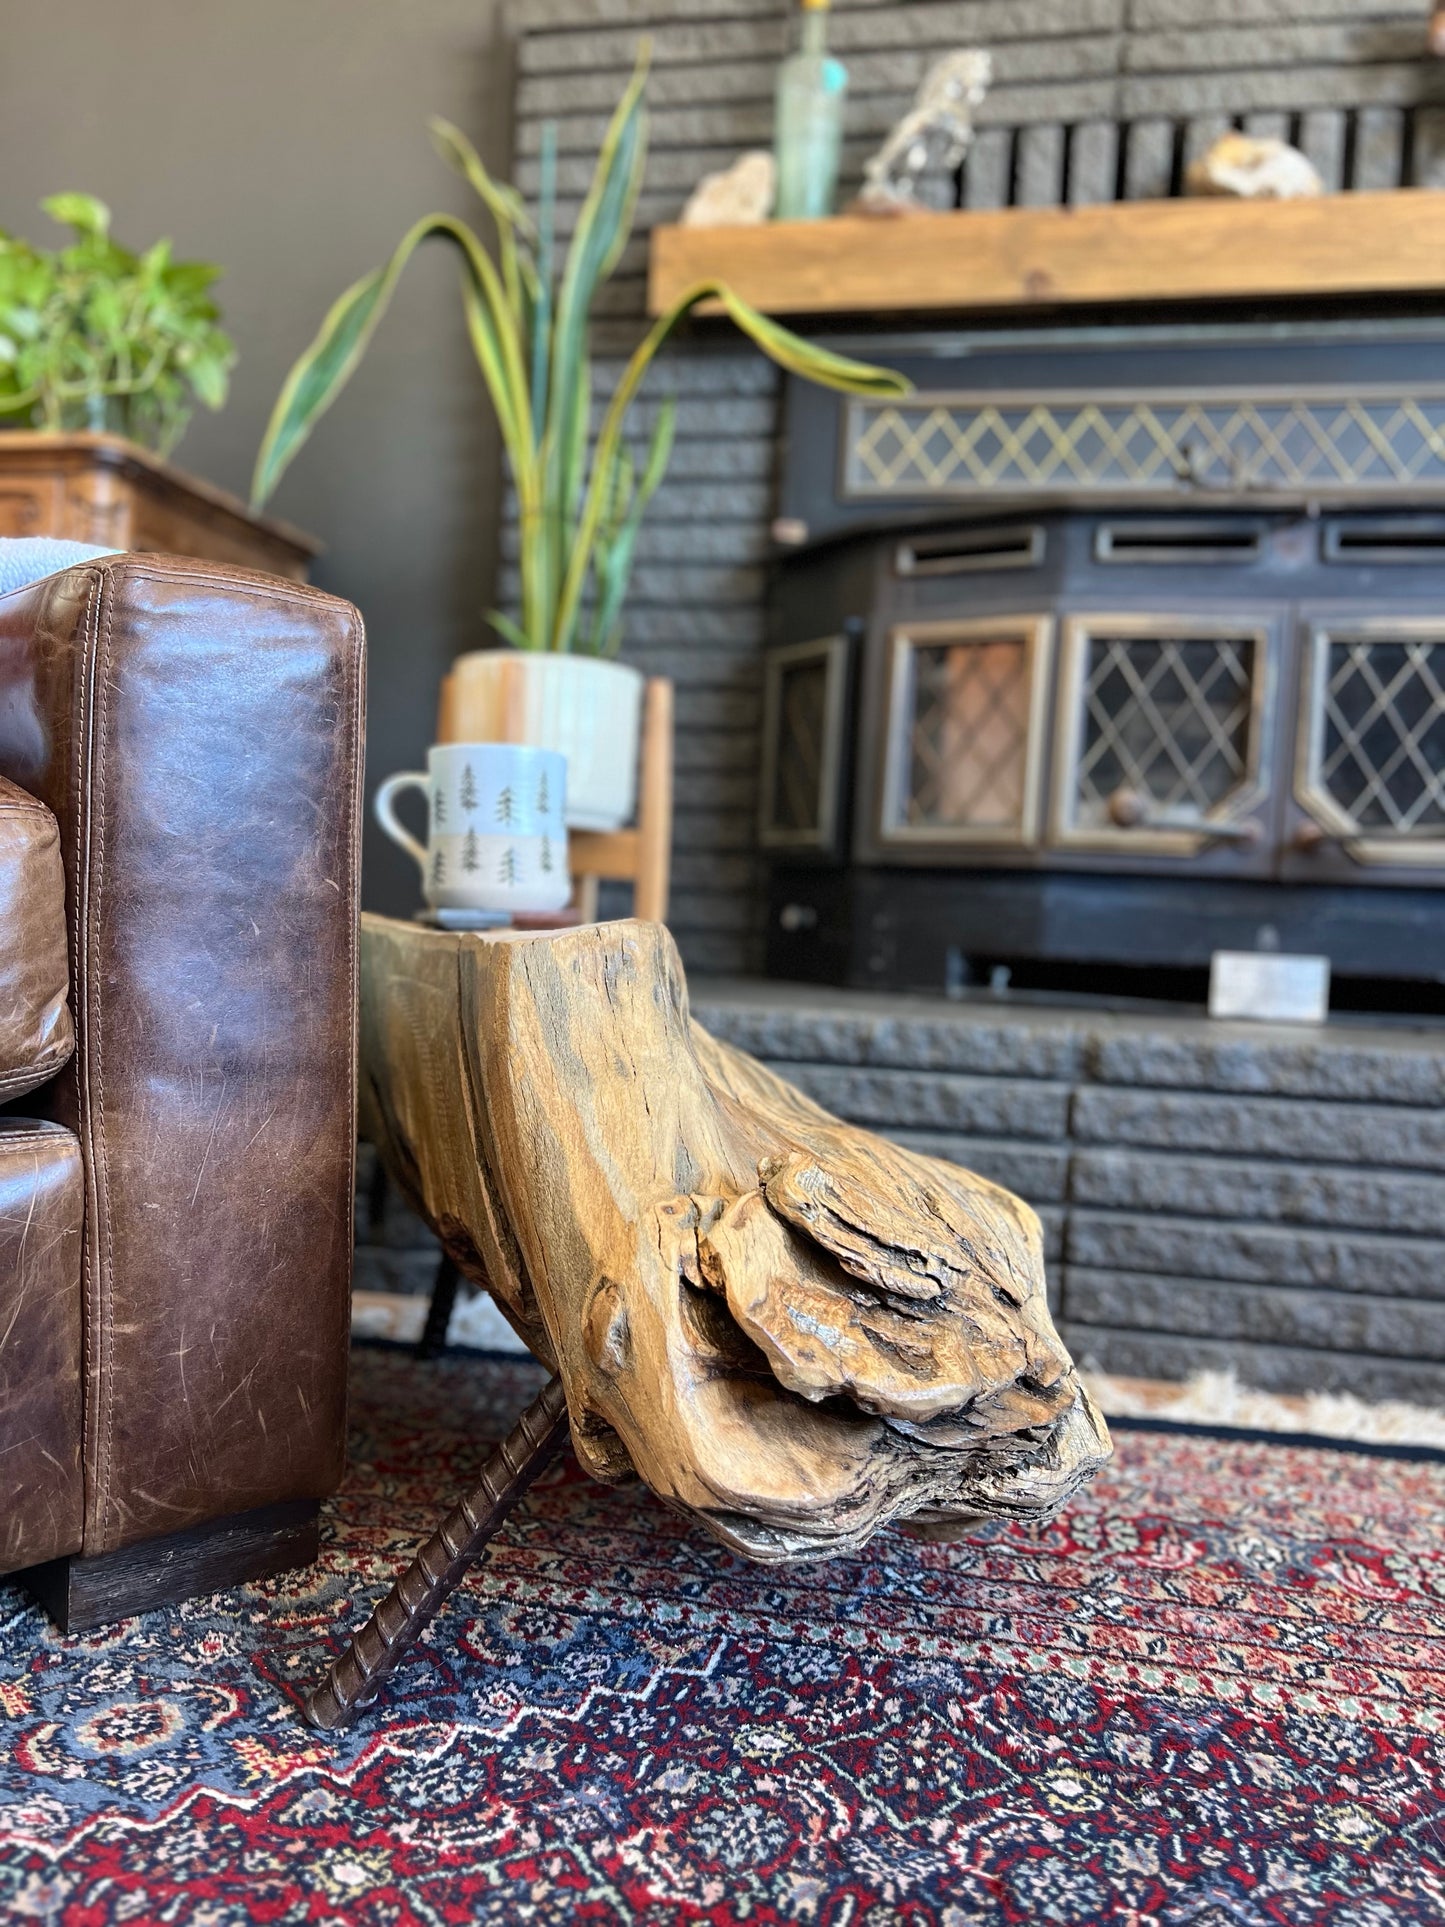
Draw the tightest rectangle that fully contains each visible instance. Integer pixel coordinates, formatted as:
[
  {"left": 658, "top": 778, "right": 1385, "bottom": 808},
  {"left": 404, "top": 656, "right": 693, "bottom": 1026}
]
[{"left": 447, "top": 650, "right": 644, "bottom": 831}]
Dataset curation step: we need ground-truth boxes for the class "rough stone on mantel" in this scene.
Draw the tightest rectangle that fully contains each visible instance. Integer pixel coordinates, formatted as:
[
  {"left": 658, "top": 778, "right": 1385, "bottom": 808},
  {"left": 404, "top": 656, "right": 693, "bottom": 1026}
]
[{"left": 1185, "top": 131, "right": 1323, "bottom": 199}]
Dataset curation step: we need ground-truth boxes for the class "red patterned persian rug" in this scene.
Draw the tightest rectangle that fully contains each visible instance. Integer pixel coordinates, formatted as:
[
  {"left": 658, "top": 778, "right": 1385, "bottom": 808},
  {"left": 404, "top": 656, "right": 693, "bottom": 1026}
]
[{"left": 1, "top": 1345, "right": 1441, "bottom": 1925}]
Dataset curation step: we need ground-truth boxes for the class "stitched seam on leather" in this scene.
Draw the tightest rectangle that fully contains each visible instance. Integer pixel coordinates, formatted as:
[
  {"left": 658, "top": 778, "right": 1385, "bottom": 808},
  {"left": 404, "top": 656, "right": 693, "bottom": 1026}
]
[
  {"left": 0, "top": 1042, "right": 73, "bottom": 1097},
  {"left": 94, "top": 574, "right": 119, "bottom": 1552},
  {"left": 117, "top": 565, "right": 338, "bottom": 610},
  {"left": 344, "top": 614, "right": 363, "bottom": 1397},
  {"left": 71, "top": 573, "right": 103, "bottom": 1553}
]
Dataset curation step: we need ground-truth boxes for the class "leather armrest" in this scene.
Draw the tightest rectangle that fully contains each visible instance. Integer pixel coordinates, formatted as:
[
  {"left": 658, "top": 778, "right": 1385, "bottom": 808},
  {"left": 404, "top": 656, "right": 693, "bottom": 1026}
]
[
  {"left": 0, "top": 556, "right": 365, "bottom": 1556},
  {"left": 0, "top": 1118, "right": 83, "bottom": 1575},
  {"left": 0, "top": 776, "right": 72, "bottom": 1101}
]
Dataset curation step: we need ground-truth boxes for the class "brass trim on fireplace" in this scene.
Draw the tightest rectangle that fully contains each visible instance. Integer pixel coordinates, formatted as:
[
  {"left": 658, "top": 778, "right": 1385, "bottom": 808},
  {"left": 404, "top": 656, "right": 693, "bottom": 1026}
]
[
  {"left": 1295, "top": 617, "right": 1445, "bottom": 869},
  {"left": 878, "top": 615, "right": 1053, "bottom": 852},
  {"left": 843, "top": 384, "right": 1445, "bottom": 503},
  {"left": 1050, "top": 613, "right": 1274, "bottom": 856},
  {"left": 758, "top": 632, "right": 850, "bottom": 853}
]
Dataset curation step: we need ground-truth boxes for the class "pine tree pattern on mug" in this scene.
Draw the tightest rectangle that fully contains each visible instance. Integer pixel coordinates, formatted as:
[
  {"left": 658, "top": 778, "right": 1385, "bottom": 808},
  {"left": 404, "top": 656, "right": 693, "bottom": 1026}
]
[
  {"left": 459, "top": 763, "right": 478, "bottom": 813},
  {"left": 429, "top": 845, "right": 447, "bottom": 890},
  {"left": 536, "top": 770, "right": 550, "bottom": 817},
  {"left": 499, "top": 846, "right": 519, "bottom": 885},
  {"left": 462, "top": 828, "right": 481, "bottom": 875},
  {"left": 433, "top": 787, "right": 447, "bottom": 829},
  {"left": 540, "top": 837, "right": 555, "bottom": 875},
  {"left": 495, "top": 785, "right": 516, "bottom": 828}
]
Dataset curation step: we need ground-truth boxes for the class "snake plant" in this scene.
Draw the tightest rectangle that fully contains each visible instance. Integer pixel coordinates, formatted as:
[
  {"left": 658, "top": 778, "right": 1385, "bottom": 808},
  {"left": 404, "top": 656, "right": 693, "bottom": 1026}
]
[{"left": 251, "top": 49, "right": 908, "bottom": 655}]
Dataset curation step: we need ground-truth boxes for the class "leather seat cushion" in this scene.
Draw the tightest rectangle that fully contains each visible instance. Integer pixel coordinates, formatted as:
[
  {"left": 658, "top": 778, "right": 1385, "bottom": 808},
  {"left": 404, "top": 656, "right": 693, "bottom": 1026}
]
[
  {"left": 0, "top": 1117, "right": 84, "bottom": 1574},
  {"left": 0, "top": 776, "right": 72, "bottom": 1102}
]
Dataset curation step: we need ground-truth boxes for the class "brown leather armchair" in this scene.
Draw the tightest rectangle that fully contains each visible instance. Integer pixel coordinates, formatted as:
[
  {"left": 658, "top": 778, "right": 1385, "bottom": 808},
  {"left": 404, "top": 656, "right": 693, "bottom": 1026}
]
[{"left": 0, "top": 552, "right": 364, "bottom": 1630}]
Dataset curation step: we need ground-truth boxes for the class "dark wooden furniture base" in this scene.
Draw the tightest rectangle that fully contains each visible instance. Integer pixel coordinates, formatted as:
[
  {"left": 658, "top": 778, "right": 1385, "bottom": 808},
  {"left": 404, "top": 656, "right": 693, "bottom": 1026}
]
[
  {"left": 17, "top": 1499, "right": 320, "bottom": 1633},
  {"left": 304, "top": 1375, "right": 568, "bottom": 1731}
]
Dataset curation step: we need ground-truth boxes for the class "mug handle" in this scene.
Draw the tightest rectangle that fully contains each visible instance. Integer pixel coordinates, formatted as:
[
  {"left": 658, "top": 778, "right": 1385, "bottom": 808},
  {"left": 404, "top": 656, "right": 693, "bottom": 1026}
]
[{"left": 374, "top": 773, "right": 430, "bottom": 879}]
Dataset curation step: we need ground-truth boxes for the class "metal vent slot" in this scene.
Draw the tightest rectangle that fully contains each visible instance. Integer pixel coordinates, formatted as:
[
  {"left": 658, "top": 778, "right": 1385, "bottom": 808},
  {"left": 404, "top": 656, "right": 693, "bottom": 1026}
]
[
  {"left": 895, "top": 525, "right": 1044, "bottom": 576},
  {"left": 1095, "top": 521, "right": 1263, "bottom": 564},
  {"left": 1323, "top": 521, "right": 1445, "bottom": 564}
]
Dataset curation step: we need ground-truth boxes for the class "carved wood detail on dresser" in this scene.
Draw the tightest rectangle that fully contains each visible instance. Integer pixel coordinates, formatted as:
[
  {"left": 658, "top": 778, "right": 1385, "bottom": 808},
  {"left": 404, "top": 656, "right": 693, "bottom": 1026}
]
[{"left": 0, "top": 433, "right": 318, "bottom": 578}]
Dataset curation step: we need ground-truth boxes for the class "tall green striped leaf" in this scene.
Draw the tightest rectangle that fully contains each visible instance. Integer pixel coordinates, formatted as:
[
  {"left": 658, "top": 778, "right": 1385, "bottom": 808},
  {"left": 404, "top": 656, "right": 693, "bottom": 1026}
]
[
  {"left": 552, "top": 280, "right": 909, "bottom": 654},
  {"left": 251, "top": 43, "right": 911, "bottom": 657},
  {"left": 251, "top": 212, "right": 531, "bottom": 513}
]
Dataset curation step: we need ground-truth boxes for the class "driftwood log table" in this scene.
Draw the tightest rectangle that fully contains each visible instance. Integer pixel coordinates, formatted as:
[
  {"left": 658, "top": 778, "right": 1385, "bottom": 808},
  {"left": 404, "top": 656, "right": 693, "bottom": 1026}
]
[{"left": 305, "top": 914, "right": 1111, "bottom": 1729}]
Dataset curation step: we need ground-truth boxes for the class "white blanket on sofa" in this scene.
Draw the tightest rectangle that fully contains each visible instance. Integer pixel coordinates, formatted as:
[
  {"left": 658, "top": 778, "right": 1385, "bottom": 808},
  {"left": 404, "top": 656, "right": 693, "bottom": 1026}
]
[{"left": 0, "top": 538, "right": 121, "bottom": 598}]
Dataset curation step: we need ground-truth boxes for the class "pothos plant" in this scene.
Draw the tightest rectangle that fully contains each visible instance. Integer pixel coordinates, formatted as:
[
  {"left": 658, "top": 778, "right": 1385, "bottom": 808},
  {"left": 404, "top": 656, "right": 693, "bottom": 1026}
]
[
  {"left": 0, "top": 193, "right": 235, "bottom": 457},
  {"left": 251, "top": 48, "right": 908, "bottom": 657}
]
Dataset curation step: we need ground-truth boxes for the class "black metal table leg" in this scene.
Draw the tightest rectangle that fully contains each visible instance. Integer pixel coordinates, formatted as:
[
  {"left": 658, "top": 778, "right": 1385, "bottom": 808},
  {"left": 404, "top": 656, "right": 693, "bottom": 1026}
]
[
  {"left": 417, "top": 1252, "right": 461, "bottom": 1359},
  {"left": 303, "top": 1373, "right": 570, "bottom": 1731}
]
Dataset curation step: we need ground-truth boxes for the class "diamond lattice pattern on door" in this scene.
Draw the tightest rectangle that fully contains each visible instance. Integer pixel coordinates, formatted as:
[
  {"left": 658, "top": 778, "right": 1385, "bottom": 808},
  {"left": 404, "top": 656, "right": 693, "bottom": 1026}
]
[
  {"left": 1320, "top": 636, "right": 1445, "bottom": 833},
  {"left": 1077, "top": 633, "right": 1255, "bottom": 822},
  {"left": 906, "top": 637, "right": 1030, "bottom": 829}
]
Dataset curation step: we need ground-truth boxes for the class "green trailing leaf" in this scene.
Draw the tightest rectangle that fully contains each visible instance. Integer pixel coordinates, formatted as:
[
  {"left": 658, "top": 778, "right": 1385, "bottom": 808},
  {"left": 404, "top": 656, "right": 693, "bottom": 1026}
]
[
  {"left": 42, "top": 192, "right": 110, "bottom": 236},
  {"left": 0, "top": 194, "right": 233, "bottom": 453},
  {"left": 252, "top": 261, "right": 395, "bottom": 509},
  {"left": 710, "top": 284, "right": 914, "bottom": 398}
]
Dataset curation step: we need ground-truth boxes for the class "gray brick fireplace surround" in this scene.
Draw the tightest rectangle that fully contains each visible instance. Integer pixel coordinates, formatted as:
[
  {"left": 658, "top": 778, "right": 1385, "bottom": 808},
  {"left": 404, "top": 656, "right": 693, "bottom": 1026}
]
[
  {"left": 509, "top": 0, "right": 1445, "bottom": 976},
  {"left": 357, "top": 981, "right": 1445, "bottom": 1406}
]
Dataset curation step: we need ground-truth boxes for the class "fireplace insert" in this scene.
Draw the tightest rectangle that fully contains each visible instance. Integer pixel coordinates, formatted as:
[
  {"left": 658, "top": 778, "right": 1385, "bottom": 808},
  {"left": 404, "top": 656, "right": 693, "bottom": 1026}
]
[{"left": 760, "top": 322, "right": 1445, "bottom": 1001}]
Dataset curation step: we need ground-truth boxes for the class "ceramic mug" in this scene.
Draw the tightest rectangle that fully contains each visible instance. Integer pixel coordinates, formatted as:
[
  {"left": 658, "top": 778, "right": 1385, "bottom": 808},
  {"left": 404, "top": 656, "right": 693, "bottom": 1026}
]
[{"left": 375, "top": 743, "right": 570, "bottom": 916}]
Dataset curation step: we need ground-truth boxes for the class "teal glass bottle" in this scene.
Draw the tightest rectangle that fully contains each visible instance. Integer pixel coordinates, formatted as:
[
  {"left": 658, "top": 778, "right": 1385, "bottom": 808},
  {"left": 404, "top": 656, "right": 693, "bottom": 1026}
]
[{"left": 773, "top": 0, "right": 848, "bottom": 221}]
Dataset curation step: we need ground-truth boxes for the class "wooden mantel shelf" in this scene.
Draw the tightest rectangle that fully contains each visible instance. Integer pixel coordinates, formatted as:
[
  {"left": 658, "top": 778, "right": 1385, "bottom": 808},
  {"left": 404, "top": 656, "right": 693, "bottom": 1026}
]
[{"left": 648, "top": 189, "right": 1445, "bottom": 320}]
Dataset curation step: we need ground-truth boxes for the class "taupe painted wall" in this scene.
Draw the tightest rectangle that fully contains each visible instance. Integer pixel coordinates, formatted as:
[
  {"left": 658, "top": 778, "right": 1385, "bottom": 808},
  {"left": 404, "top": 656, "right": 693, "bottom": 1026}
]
[{"left": 0, "top": 0, "right": 513, "bottom": 916}]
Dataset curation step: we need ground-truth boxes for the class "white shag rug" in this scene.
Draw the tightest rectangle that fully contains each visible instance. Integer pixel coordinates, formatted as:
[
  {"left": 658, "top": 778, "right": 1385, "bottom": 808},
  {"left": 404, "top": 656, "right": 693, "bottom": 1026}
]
[{"left": 1082, "top": 1366, "right": 1445, "bottom": 1449}]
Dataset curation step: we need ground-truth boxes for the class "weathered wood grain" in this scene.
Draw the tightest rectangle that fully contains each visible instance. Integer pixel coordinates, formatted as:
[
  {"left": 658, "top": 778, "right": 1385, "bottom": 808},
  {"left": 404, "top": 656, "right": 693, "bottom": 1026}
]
[
  {"left": 360, "top": 914, "right": 1110, "bottom": 1562},
  {"left": 648, "top": 192, "right": 1445, "bottom": 320}
]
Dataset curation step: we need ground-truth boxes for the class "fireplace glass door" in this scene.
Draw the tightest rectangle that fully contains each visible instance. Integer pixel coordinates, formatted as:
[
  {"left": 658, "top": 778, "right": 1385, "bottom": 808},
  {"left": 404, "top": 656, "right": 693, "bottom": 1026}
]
[
  {"left": 1050, "top": 613, "right": 1275, "bottom": 864},
  {"left": 759, "top": 633, "right": 850, "bottom": 855},
  {"left": 878, "top": 615, "right": 1052, "bottom": 851},
  {"left": 1287, "top": 617, "right": 1445, "bottom": 877}
]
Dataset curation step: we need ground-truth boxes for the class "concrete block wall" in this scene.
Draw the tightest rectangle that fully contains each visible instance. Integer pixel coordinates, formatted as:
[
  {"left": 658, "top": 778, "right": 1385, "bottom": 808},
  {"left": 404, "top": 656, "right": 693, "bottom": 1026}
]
[{"left": 508, "top": 1, "right": 1445, "bottom": 975}]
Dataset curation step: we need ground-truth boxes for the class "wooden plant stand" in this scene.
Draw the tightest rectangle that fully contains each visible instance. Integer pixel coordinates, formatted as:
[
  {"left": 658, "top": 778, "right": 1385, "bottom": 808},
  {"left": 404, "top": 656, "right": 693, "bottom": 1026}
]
[{"left": 309, "top": 913, "right": 1110, "bottom": 1726}]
